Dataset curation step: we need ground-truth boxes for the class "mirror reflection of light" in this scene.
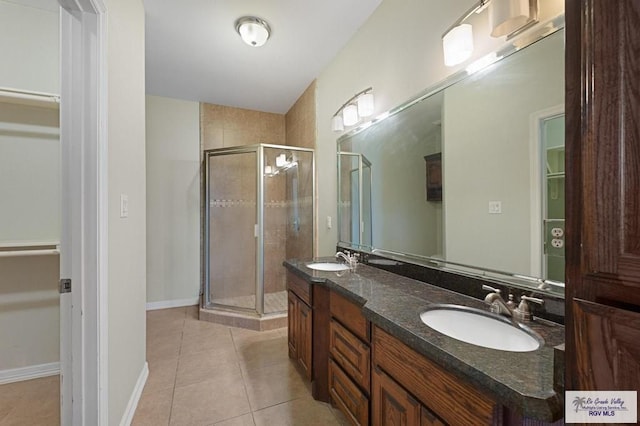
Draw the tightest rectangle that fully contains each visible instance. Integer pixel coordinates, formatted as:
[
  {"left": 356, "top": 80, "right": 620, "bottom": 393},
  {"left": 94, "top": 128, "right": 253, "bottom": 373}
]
[{"left": 465, "top": 52, "right": 501, "bottom": 75}]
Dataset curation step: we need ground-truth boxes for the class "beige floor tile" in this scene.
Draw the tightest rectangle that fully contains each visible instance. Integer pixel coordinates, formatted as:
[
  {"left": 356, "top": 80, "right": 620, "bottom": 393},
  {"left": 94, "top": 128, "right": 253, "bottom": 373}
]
[
  {"left": 175, "top": 349, "right": 241, "bottom": 388},
  {"left": 147, "top": 332, "right": 183, "bottom": 363},
  {"left": 147, "top": 307, "right": 187, "bottom": 321},
  {"left": 243, "top": 360, "right": 310, "bottom": 411},
  {"left": 212, "top": 413, "right": 255, "bottom": 426},
  {"left": 182, "top": 317, "right": 230, "bottom": 337},
  {"left": 170, "top": 375, "right": 250, "bottom": 426},
  {"left": 0, "top": 375, "right": 60, "bottom": 426},
  {"left": 235, "top": 335, "right": 289, "bottom": 374},
  {"left": 180, "top": 328, "right": 234, "bottom": 356},
  {"left": 145, "top": 357, "right": 178, "bottom": 393},
  {"left": 131, "top": 387, "right": 173, "bottom": 426},
  {"left": 252, "top": 397, "right": 341, "bottom": 426}
]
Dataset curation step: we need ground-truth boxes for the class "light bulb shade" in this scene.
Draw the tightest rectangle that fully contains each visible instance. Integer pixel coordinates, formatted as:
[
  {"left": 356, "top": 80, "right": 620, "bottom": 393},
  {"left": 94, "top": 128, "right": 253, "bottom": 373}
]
[
  {"left": 331, "top": 114, "right": 344, "bottom": 132},
  {"left": 442, "top": 24, "right": 474, "bottom": 66},
  {"left": 235, "top": 17, "right": 271, "bottom": 47},
  {"left": 357, "top": 93, "right": 375, "bottom": 117},
  {"left": 489, "top": 0, "right": 532, "bottom": 37},
  {"left": 342, "top": 104, "right": 359, "bottom": 127}
]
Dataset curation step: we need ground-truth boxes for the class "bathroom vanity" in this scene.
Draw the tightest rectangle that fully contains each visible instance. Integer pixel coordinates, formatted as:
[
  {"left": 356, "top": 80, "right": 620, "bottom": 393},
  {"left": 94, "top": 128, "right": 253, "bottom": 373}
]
[{"left": 284, "top": 260, "right": 564, "bottom": 425}]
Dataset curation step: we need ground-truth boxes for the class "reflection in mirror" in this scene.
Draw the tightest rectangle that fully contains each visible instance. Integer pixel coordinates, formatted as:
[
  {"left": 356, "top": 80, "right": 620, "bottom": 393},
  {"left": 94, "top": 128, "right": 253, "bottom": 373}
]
[{"left": 337, "top": 27, "right": 565, "bottom": 296}]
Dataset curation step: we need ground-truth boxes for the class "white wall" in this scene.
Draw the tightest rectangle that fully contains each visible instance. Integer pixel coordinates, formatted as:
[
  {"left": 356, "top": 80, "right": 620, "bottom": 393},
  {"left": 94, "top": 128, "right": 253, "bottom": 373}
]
[
  {"left": 0, "top": 0, "right": 60, "bottom": 379},
  {"left": 315, "top": 0, "right": 476, "bottom": 255},
  {"left": 442, "top": 30, "right": 564, "bottom": 275},
  {"left": 106, "top": 0, "right": 147, "bottom": 423},
  {"left": 145, "top": 95, "right": 200, "bottom": 306},
  {"left": 0, "top": 0, "right": 59, "bottom": 94}
]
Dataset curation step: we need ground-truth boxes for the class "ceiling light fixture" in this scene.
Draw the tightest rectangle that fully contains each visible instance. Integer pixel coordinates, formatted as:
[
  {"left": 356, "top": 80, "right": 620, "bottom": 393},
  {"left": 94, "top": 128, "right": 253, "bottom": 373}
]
[
  {"left": 235, "top": 16, "right": 271, "bottom": 47},
  {"left": 331, "top": 87, "right": 374, "bottom": 132}
]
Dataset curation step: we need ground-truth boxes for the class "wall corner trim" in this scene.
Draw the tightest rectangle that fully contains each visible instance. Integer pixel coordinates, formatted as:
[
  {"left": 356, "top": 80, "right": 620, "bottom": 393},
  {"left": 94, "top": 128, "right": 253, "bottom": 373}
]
[{"left": 118, "top": 361, "right": 149, "bottom": 426}]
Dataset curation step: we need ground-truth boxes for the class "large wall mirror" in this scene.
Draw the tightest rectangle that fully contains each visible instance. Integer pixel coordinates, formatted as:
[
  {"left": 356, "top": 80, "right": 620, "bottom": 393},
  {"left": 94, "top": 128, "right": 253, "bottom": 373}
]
[{"left": 338, "top": 22, "right": 565, "bottom": 297}]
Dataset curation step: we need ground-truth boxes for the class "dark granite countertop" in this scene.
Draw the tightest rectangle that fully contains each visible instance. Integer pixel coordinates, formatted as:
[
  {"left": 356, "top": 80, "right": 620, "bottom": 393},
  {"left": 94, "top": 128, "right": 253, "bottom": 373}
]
[{"left": 284, "top": 258, "right": 565, "bottom": 422}]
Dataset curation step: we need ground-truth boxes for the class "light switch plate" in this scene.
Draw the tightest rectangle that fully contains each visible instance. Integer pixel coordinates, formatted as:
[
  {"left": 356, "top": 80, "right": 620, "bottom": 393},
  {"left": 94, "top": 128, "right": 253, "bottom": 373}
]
[{"left": 120, "top": 194, "right": 128, "bottom": 218}]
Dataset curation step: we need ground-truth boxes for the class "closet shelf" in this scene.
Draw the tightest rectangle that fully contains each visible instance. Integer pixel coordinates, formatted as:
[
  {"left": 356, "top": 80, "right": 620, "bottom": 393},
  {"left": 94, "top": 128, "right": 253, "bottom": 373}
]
[{"left": 0, "top": 87, "right": 60, "bottom": 109}]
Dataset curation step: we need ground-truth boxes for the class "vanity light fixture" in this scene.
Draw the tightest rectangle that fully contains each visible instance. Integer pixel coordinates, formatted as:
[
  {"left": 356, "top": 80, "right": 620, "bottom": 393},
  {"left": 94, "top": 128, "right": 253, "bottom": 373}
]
[
  {"left": 489, "top": 0, "right": 538, "bottom": 38},
  {"left": 443, "top": 24, "right": 474, "bottom": 66},
  {"left": 331, "top": 87, "right": 374, "bottom": 132},
  {"left": 235, "top": 16, "right": 271, "bottom": 47},
  {"left": 442, "top": 0, "right": 538, "bottom": 67}
]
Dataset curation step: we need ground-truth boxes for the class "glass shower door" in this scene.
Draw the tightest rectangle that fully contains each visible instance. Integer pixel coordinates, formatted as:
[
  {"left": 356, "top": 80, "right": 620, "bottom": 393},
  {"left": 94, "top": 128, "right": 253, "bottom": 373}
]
[{"left": 206, "top": 150, "right": 258, "bottom": 312}]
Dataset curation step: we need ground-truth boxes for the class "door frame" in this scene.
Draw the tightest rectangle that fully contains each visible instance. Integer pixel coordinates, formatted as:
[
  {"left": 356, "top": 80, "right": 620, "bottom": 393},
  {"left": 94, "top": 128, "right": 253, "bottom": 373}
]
[
  {"left": 58, "top": 0, "right": 108, "bottom": 424},
  {"left": 528, "top": 104, "right": 564, "bottom": 278}
]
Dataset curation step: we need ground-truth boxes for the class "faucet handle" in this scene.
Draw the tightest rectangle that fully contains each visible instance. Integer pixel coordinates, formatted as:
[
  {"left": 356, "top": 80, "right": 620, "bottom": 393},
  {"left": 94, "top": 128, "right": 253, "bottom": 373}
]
[
  {"left": 520, "top": 295, "right": 544, "bottom": 305},
  {"left": 514, "top": 295, "right": 544, "bottom": 321},
  {"left": 482, "top": 284, "right": 501, "bottom": 294}
]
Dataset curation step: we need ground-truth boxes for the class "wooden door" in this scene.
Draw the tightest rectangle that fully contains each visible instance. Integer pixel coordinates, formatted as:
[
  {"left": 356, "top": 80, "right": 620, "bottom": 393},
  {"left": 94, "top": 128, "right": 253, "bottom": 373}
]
[{"left": 565, "top": 0, "right": 640, "bottom": 392}]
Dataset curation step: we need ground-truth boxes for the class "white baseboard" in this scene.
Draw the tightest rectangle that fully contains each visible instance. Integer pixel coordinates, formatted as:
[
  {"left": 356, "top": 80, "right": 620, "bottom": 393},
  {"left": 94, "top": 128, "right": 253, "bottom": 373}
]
[
  {"left": 0, "top": 362, "right": 60, "bottom": 385},
  {"left": 119, "top": 361, "right": 149, "bottom": 426},
  {"left": 146, "top": 297, "right": 199, "bottom": 311}
]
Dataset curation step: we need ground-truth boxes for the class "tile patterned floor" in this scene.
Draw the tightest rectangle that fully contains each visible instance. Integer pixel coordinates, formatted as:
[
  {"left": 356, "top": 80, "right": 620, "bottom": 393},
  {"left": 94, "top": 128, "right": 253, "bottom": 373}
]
[
  {"left": 134, "top": 305, "right": 346, "bottom": 426},
  {"left": 0, "top": 375, "right": 59, "bottom": 426},
  {"left": 0, "top": 305, "right": 345, "bottom": 426}
]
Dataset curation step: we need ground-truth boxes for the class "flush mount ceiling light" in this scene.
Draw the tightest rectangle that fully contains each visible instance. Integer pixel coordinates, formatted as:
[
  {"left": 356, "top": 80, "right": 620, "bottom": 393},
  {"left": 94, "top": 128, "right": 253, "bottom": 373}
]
[
  {"left": 235, "top": 16, "right": 271, "bottom": 47},
  {"left": 331, "top": 87, "right": 375, "bottom": 132}
]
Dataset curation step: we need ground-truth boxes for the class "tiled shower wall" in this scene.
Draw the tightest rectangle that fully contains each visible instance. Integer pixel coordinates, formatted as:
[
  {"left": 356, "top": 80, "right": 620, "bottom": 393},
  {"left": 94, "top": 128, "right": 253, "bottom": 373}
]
[
  {"left": 201, "top": 80, "right": 316, "bottom": 307},
  {"left": 285, "top": 81, "right": 316, "bottom": 260}
]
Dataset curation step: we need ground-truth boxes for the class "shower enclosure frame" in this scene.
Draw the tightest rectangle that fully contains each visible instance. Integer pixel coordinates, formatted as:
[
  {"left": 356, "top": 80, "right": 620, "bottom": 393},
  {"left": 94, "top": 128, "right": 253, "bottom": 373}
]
[{"left": 203, "top": 143, "right": 315, "bottom": 316}]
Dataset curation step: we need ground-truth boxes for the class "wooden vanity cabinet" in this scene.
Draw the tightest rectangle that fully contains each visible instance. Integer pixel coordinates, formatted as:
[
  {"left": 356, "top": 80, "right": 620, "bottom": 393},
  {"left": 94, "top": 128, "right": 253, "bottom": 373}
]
[
  {"left": 328, "top": 290, "right": 372, "bottom": 426},
  {"left": 287, "top": 272, "right": 312, "bottom": 379},
  {"left": 372, "top": 326, "right": 498, "bottom": 426}
]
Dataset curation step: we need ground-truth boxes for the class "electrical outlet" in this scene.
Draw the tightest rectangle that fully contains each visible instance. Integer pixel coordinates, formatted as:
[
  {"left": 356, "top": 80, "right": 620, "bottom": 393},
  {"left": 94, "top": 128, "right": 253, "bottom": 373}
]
[
  {"left": 551, "top": 238, "right": 564, "bottom": 248},
  {"left": 551, "top": 227, "right": 564, "bottom": 237},
  {"left": 488, "top": 201, "right": 502, "bottom": 214}
]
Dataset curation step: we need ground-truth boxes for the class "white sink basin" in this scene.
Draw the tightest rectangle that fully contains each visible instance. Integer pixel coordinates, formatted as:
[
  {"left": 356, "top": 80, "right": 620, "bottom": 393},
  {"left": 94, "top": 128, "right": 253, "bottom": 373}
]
[
  {"left": 420, "top": 305, "right": 542, "bottom": 352},
  {"left": 306, "top": 262, "right": 350, "bottom": 272}
]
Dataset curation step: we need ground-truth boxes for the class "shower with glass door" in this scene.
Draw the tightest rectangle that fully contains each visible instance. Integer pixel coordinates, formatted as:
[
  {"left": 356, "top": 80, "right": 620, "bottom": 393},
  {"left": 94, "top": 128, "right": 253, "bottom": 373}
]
[{"left": 203, "top": 144, "right": 314, "bottom": 327}]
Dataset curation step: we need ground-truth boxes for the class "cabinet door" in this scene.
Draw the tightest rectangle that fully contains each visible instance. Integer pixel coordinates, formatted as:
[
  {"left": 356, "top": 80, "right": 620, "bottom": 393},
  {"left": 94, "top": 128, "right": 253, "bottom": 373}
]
[
  {"left": 330, "top": 319, "right": 371, "bottom": 391},
  {"left": 573, "top": 299, "right": 640, "bottom": 389},
  {"left": 287, "top": 291, "right": 298, "bottom": 360},
  {"left": 565, "top": 0, "right": 640, "bottom": 391},
  {"left": 329, "top": 359, "right": 369, "bottom": 426},
  {"left": 372, "top": 367, "right": 421, "bottom": 426},
  {"left": 421, "top": 406, "right": 446, "bottom": 426},
  {"left": 298, "top": 299, "right": 313, "bottom": 379}
]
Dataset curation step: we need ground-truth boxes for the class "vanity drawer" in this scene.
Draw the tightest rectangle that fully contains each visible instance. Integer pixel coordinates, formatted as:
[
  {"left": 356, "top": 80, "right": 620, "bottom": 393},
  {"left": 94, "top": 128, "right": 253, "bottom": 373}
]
[
  {"left": 329, "top": 358, "right": 369, "bottom": 426},
  {"left": 372, "top": 326, "right": 497, "bottom": 426},
  {"left": 286, "top": 271, "right": 311, "bottom": 305},
  {"left": 330, "top": 319, "right": 371, "bottom": 392},
  {"left": 330, "top": 290, "right": 369, "bottom": 342}
]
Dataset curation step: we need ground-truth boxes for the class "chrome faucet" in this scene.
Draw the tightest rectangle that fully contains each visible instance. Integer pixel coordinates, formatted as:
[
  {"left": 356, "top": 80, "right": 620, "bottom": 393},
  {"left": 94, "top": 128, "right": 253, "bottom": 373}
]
[
  {"left": 482, "top": 285, "right": 544, "bottom": 322},
  {"left": 335, "top": 250, "right": 359, "bottom": 270}
]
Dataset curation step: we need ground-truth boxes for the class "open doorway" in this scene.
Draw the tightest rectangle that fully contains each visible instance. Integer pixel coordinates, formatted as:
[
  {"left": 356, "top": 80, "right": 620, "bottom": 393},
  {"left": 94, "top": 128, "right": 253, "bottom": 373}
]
[{"left": 0, "top": 1, "right": 62, "bottom": 422}]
